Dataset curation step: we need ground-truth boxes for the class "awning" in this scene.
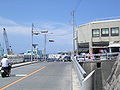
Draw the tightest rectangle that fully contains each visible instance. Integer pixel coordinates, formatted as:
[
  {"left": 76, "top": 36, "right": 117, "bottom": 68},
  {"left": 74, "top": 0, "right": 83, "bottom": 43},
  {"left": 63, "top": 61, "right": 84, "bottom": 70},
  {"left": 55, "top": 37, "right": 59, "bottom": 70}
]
[{"left": 108, "top": 43, "right": 120, "bottom": 47}]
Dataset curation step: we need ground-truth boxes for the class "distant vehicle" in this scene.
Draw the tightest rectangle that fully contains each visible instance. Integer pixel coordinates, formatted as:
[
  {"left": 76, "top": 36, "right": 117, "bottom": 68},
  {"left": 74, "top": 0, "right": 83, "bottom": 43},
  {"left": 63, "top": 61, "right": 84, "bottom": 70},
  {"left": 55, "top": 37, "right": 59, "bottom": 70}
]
[
  {"left": 63, "top": 56, "right": 71, "bottom": 62},
  {"left": 76, "top": 56, "right": 88, "bottom": 62}
]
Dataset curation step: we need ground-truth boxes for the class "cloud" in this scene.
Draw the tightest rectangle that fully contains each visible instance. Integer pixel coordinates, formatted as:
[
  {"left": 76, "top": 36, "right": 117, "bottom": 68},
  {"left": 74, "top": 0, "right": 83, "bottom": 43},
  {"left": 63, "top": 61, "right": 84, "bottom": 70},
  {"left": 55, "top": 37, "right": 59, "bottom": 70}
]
[
  {"left": 0, "top": 17, "right": 27, "bottom": 36},
  {"left": 0, "top": 17, "right": 31, "bottom": 35},
  {"left": 0, "top": 17, "right": 73, "bottom": 53},
  {"left": 31, "top": 21, "right": 73, "bottom": 53},
  {"left": 0, "top": 17, "right": 72, "bottom": 37},
  {"left": 37, "top": 22, "right": 73, "bottom": 44},
  {"left": 34, "top": 21, "right": 72, "bottom": 36},
  {"left": 0, "top": 17, "right": 18, "bottom": 26},
  {"left": 3, "top": 26, "right": 31, "bottom": 35},
  {"left": 37, "top": 22, "right": 73, "bottom": 53}
]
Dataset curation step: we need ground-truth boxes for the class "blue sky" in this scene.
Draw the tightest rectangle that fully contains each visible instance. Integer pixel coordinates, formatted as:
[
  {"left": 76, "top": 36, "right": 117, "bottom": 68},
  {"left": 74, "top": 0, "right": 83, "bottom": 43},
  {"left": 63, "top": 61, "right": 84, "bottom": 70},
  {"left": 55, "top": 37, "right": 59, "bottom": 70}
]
[{"left": 0, "top": 0, "right": 120, "bottom": 54}]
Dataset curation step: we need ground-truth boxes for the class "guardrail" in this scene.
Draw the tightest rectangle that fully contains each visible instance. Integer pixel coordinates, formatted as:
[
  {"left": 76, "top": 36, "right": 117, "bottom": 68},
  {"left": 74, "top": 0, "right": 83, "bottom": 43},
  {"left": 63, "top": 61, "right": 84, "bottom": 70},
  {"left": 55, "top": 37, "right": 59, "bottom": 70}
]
[
  {"left": 0, "top": 54, "right": 42, "bottom": 64},
  {"left": 76, "top": 52, "right": 119, "bottom": 61},
  {"left": 72, "top": 56, "right": 87, "bottom": 85},
  {"left": 7, "top": 55, "right": 24, "bottom": 64},
  {"left": 72, "top": 53, "right": 119, "bottom": 90},
  {"left": 72, "top": 56, "right": 95, "bottom": 90}
]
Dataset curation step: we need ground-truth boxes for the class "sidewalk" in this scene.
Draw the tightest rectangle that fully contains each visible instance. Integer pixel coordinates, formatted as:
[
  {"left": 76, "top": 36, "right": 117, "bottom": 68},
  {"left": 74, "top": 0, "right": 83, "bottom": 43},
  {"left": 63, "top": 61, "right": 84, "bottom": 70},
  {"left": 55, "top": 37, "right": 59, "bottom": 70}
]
[{"left": 72, "top": 66, "right": 80, "bottom": 90}]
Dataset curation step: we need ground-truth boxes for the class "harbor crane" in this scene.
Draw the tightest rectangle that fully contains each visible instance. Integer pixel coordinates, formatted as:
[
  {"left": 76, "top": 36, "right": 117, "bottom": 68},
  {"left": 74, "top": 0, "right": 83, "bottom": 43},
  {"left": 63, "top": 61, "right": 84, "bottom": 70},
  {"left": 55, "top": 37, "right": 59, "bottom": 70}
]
[{"left": 3, "top": 28, "right": 13, "bottom": 55}]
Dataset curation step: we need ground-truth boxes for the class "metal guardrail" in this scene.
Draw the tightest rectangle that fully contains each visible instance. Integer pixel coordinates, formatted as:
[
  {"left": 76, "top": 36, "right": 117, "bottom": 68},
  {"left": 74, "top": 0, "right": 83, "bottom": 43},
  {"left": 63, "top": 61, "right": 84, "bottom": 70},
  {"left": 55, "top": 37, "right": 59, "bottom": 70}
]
[
  {"left": 72, "top": 53, "right": 119, "bottom": 90},
  {"left": 76, "top": 52, "right": 119, "bottom": 61},
  {"left": 72, "top": 56, "right": 87, "bottom": 85},
  {"left": 0, "top": 54, "right": 42, "bottom": 63}
]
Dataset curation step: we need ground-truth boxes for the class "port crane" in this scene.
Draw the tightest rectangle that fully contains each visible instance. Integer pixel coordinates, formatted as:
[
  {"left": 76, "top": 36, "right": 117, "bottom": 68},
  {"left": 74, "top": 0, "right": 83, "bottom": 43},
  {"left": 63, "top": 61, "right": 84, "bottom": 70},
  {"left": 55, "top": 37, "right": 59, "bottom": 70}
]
[{"left": 3, "top": 28, "right": 13, "bottom": 55}]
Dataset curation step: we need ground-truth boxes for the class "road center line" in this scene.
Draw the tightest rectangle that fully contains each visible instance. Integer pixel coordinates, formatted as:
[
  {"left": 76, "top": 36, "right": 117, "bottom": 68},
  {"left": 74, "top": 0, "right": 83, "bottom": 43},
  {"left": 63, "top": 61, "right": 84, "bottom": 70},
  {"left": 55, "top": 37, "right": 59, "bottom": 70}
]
[{"left": 0, "top": 66, "right": 46, "bottom": 90}]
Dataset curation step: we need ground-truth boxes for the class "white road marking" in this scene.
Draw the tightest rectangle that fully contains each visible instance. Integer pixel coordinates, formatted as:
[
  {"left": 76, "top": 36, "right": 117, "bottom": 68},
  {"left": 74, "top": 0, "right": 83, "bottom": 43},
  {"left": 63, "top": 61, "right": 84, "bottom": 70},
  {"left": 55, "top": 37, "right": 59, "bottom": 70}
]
[
  {"left": 0, "top": 74, "right": 27, "bottom": 77},
  {"left": 15, "top": 74, "right": 27, "bottom": 76}
]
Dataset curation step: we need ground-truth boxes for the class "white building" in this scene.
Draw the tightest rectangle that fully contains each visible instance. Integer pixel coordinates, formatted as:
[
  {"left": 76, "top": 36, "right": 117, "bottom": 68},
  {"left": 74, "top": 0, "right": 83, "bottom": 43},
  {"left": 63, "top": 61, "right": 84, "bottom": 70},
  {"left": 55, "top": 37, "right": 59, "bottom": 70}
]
[{"left": 76, "top": 19, "right": 120, "bottom": 54}]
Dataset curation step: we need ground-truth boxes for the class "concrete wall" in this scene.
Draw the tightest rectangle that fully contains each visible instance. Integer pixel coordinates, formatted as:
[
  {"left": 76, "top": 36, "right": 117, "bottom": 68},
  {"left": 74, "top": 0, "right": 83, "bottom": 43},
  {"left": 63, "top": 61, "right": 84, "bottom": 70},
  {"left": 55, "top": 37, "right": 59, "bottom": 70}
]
[
  {"left": 82, "top": 70, "right": 95, "bottom": 90},
  {"left": 104, "top": 55, "right": 120, "bottom": 90},
  {"left": 77, "top": 24, "right": 91, "bottom": 43},
  {"left": 79, "top": 59, "right": 116, "bottom": 90},
  {"left": 101, "top": 60, "right": 116, "bottom": 86}
]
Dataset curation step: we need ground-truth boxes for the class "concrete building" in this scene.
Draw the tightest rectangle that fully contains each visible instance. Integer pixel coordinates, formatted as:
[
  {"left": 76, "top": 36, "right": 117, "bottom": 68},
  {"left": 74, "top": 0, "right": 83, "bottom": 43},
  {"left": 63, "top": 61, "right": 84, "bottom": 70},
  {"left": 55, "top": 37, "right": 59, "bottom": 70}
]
[{"left": 76, "top": 19, "right": 120, "bottom": 54}]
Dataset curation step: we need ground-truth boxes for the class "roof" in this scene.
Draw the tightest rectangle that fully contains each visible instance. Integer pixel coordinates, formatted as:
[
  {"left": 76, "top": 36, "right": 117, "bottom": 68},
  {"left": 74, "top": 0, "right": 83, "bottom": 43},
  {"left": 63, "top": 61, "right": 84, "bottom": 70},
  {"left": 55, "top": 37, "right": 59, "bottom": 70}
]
[
  {"left": 77, "top": 19, "right": 120, "bottom": 28},
  {"left": 91, "top": 19, "right": 120, "bottom": 24}
]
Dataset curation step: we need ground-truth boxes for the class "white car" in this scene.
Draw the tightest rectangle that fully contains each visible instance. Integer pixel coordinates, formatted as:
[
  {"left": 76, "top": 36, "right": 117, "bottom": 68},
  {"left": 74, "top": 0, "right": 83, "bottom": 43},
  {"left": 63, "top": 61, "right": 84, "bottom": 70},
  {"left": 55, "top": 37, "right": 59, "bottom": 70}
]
[{"left": 76, "top": 56, "right": 88, "bottom": 62}]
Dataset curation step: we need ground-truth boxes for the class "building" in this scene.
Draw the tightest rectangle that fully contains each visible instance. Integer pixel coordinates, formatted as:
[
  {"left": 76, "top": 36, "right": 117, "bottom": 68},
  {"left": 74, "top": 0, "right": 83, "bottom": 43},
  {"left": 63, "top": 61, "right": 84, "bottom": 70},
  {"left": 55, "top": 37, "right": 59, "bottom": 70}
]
[
  {"left": 76, "top": 19, "right": 120, "bottom": 54},
  {"left": 24, "top": 50, "right": 42, "bottom": 55}
]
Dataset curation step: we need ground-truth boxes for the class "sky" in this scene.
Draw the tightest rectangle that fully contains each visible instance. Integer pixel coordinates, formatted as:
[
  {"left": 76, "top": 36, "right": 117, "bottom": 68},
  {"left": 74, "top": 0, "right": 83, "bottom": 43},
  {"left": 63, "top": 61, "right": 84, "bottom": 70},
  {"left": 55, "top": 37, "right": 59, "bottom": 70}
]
[{"left": 0, "top": 0, "right": 120, "bottom": 54}]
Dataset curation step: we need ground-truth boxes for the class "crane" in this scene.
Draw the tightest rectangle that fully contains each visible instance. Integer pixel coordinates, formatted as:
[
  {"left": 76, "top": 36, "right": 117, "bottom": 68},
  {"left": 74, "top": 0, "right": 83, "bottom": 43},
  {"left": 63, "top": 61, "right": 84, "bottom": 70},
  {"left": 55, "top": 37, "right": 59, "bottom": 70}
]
[{"left": 3, "top": 28, "right": 13, "bottom": 55}]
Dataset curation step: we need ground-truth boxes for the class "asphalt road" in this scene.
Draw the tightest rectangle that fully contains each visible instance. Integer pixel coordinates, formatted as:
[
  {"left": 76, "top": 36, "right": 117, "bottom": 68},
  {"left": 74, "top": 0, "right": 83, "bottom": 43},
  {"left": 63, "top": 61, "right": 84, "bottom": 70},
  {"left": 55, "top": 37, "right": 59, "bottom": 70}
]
[{"left": 0, "top": 62, "right": 72, "bottom": 90}]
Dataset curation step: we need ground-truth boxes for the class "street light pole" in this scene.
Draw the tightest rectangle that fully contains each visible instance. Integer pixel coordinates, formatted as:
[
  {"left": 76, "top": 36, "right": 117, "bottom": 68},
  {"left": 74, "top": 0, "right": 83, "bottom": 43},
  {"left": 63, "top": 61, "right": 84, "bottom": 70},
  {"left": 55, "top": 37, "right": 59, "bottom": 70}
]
[
  {"left": 42, "top": 32, "right": 53, "bottom": 61},
  {"left": 44, "top": 34, "right": 47, "bottom": 61},
  {"left": 32, "top": 30, "right": 52, "bottom": 61},
  {"left": 31, "top": 23, "right": 34, "bottom": 61}
]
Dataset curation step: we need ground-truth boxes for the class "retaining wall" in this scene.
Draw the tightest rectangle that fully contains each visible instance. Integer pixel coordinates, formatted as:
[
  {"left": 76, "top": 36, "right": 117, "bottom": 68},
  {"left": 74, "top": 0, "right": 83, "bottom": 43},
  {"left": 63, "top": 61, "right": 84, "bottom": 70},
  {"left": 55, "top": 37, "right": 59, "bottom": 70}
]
[
  {"left": 104, "top": 55, "right": 120, "bottom": 90},
  {"left": 79, "top": 59, "right": 116, "bottom": 90}
]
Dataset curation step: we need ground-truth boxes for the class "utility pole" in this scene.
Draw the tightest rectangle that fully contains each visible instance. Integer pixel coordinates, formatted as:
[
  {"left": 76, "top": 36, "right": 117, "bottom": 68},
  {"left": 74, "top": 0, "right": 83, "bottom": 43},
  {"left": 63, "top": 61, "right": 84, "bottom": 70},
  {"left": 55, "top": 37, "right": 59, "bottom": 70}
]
[
  {"left": 31, "top": 23, "right": 34, "bottom": 61},
  {"left": 72, "top": 10, "right": 75, "bottom": 55},
  {"left": 44, "top": 34, "right": 47, "bottom": 61}
]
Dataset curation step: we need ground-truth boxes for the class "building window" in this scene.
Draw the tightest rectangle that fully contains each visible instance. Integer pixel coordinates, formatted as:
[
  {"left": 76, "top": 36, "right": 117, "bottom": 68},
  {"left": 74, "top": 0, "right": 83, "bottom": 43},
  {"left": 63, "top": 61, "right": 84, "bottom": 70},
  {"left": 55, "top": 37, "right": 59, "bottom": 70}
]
[
  {"left": 101, "top": 28, "right": 109, "bottom": 36},
  {"left": 92, "top": 29, "right": 100, "bottom": 37},
  {"left": 111, "top": 27, "right": 119, "bottom": 36}
]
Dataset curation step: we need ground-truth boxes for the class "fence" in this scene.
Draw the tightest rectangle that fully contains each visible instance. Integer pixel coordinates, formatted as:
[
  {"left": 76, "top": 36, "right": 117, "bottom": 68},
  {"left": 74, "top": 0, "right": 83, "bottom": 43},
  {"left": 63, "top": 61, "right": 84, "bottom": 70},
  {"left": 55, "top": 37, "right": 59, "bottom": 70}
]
[{"left": 7, "top": 55, "right": 24, "bottom": 64}]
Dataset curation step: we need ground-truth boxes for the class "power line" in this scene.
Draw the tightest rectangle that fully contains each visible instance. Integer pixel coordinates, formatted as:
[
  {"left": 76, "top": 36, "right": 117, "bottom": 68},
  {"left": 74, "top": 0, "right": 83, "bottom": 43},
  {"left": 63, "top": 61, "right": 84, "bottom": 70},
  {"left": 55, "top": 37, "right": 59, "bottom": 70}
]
[
  {"left": 51, "top": 33, "right": 72, "bottom": 37},
  {"left": 71, "top": 0, "right": 82, "bottom": 55}
]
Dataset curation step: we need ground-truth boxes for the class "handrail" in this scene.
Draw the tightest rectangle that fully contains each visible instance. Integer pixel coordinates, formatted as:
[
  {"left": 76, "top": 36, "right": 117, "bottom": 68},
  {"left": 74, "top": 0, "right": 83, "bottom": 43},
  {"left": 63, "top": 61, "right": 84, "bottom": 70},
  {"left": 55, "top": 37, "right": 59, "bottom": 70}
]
[
  {"left": 76, "top": 52, "right": 119, "bottom": 60},
  {"left": 72, "top": 56, "right": 87, "bottom": 85}
]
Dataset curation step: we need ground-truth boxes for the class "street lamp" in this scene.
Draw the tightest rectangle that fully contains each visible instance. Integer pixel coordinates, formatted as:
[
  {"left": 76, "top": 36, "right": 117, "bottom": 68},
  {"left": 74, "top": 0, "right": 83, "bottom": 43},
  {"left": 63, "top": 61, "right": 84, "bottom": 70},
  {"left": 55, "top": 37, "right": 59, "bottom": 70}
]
[
  {"left": 31, "top": 23, "right": 34, "bottom": 61},
  {"left": 40, "top": 31, "right": 53, "bottom": 61},
  {"left": 32, "top": 29, "right": 53, "bottom": 61},
  {"left": 41, "top": 31, "right": 48, "bottom": 61}
]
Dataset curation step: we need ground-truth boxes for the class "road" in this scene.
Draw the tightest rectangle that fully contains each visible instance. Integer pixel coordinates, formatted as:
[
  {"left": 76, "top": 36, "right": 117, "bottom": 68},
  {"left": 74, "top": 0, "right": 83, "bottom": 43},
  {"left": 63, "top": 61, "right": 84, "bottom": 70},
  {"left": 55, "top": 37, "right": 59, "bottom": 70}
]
[{"left": 0, "top": 62, "right": 72, "bottom": 90}]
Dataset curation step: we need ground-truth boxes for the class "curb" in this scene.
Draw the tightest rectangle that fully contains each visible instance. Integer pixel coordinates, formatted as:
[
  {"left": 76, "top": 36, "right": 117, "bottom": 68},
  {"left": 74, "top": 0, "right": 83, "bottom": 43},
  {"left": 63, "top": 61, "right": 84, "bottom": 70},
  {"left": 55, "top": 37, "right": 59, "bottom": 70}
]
[{"left": 0, "top": 61, "right": 38, "bottom": 69}]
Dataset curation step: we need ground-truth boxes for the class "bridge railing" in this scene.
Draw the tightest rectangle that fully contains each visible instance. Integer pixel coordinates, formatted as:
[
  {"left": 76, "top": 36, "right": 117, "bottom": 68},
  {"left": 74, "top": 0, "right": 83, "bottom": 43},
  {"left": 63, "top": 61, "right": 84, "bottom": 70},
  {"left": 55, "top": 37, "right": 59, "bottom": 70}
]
[
  {"left": 7, "top": 55, "right": 24, "bottom": 64},
  {"left": 72, "top": 56, "right": 95, "bottom": 90},
  {"left": 72, "top": 53, "right": 119, "bottom": 90},
  {"left": 76, "top": 52, "right": 119, "bottom": 61},
  {"left": 72, "top": 56, "right": 87, "bottom": 85}
]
